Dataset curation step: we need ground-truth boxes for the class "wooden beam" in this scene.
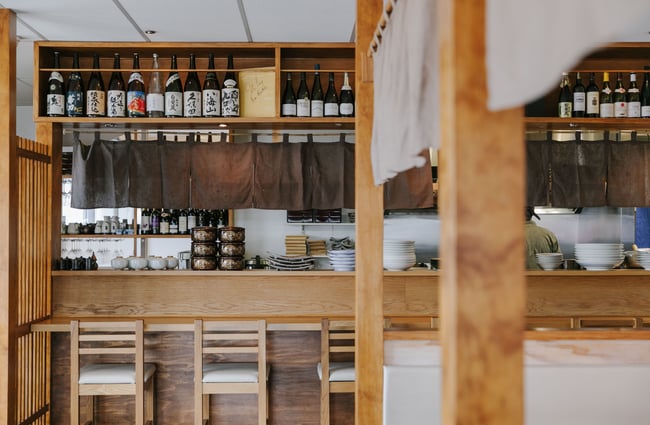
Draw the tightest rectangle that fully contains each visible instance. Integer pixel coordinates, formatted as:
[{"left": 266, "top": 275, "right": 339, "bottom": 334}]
[
  {"left": 355, "top": 1, "right": 384, "bottom": 425},
  {"left": 0, "top": 8, "right": 17, "bottom": 425},
  {"left": 437, "top": 1, "right": 525, "bottom": 425}
]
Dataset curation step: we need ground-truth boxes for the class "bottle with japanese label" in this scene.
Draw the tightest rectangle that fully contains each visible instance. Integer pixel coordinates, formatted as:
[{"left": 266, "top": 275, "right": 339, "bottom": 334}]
[
  {"left": 311, "top": 64, "right": 324, "bottom": 117},
  {"left": 281, "top": 72, "right": 297, "bottom": 117},
  {"left": 86, "top": 53, "right": 105, "bottom": 117},
  {"left": 46, "top": 51, "right": 65, "bottom": 117},
  {"left": 146, "top": 53, "right": 164, "bottom": 118},
  {"left": 107, "top": 53, "right": 126, "bottom": 117},
  {"left": 599, "top": 72, "right": 614, "bottom": 118},
  {"left": 221, "top": 54, "right": 239, "bottom": 117},
  {"left": 571, "top": 72, "right": 585, "bottom": 117},
  {"left": 627, "top": 73, "right": 641, "bottom": 118},
  {"left": 165, "top": 54, "right": 183, "bottom": 117},
  {"left": 613, "top": 72, "right": 627, "bottom": 117},
  {"left": 585, "top": 72, "right": 600, "bottom": 117},
  {"left": 184, "top": 54, "right": 202, "bottom": 117},
  {"left": 642, "top": 66, "right": 650, "bottom": 118},
  {"left": 339, "top": 72, "right": 354, "bottom": 117},
  {"left": 127, "top": 53, "right": 146, "bottom": 117},
  {"left": 66, "top": 53, "right": 84, "bottom": 117},
  {"left": 202, "top": 53, "right": 220, "bottom": 117},
  {"left": 296, "top": 72, "right": 310, "bottom": 117},
  {"left": 557, "top": 72, "right": 572, "bottom": 118}
]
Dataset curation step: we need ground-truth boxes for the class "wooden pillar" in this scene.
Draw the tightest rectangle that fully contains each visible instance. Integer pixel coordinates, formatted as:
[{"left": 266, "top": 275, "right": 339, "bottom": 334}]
[
  {"left": 354, "top": 1, "right": 384, "bottom": 425},
  {"left": 0, "top": 8, "right": 17, "bottom": 425},
  {"left": 437, "top": 1, "right": 525, "bottom": 425}
]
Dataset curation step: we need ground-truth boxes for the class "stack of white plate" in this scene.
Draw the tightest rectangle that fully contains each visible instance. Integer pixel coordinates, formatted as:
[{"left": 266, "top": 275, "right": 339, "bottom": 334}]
[
  {"left": 328, "top": 249, "right": 355, "bottom": 271},
  {"left": 634, "top": 250, "right": 650, "bottom": 270},
  {"left": 535, "top": 252, "right": 564, "bottom": 270},
  {"left": 383, "top": 240, "right": 416, "bottom": 271},
  {"left": 266, "top": 253, "right": 315, "bottom": 271},
  {"left": 574, "top": 243, "right": 624, "bottom": 271}
]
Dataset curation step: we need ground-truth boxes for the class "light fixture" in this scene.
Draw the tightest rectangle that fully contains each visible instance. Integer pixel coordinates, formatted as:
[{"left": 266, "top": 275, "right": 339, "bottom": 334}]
[{"left": 144, "top": 30, "right": 157, "bottom": 35}]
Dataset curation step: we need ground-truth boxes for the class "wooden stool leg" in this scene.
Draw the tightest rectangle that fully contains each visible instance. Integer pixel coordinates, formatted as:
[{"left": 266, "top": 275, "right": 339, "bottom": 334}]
[
  {"left": 202, "top": 394, "right": 209, "bottom": 425},
  {"left": 145, "top": 377, "right": 155, "bottom": 425}
]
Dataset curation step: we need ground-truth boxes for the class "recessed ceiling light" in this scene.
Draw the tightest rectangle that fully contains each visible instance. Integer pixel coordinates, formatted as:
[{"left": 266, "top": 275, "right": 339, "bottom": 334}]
[{"left": 144, "top": 30, "right": 157, "bottom": 35}]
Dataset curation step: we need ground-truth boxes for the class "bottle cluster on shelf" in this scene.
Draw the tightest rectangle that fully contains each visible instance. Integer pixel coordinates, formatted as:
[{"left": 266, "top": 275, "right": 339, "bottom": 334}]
[
  {"left": 281, "top": 65, "right": 355, "bottom": 118},
  {"left": 557, "top": 69, "right": 650, "bottom": 118},
  {"left": 45, "top": 51, "right": 241, "bottom": 118},
  {"left": 139, "top": 208, "right": 228, "bottom": 235}
]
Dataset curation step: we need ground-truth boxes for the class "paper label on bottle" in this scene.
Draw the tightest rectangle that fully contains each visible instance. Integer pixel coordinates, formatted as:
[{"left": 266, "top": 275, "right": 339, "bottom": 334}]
[
  {"left": 46, "top": 94, "right": 65, "bottom": 115},
  {"left": 129, "top": 72, "right": 144, "bottom": 84},
  {"left": 203, "top": 89, "right": 220, "bottom": 117},
  {"left": 297, "top": 99, "right": 310, "bottom": 117},
  {"left": 340, "top": 103, "right": 354, "bottom": 116},
  {"left": 311, "top": 100, "right": 324, "bottom": 117},
  {"left": 282, "top": 104, "right": 297, "bottom": 116},
  {"left": 146, "top": 93, "right": 164, "bottom": 113},
  {"left": 187, "top": 216, "right": 197, "bottom": 230},
  {"left": 184, "top": 90, "right": 202, "bottom": 117},
  {"left": 86, "top": 90, "right": 106, "bottom": 116},
  {"left": 628, "top": 88, "right": 640, "bottom": 93},
  {"left": 50, "top": 71, "right": 63, "bottom": 83},
  {"left": 600, "top": 103, "right": 614, "bottom": 118},
  {"left": 642, "top": 106, "right": 650, "bottom": 118},
  {"left": 107, "top": 90, "right": 126, "bottom": 117},
  {"left": 179, "top": 216, "right": 188, "bottom": 233},
  {"left": 324, "top": 103, "right": 339, "bottom": 116},
  {"left": 586, "top": 92, "right": 599, "bottom": 114},
  {"left": 127, "top": 91, "right": 146, "bottom": 116},
  {"left": 573, "top": 93, "right": 586, "bottom": 112},
  {"left": 614, "top": 102, "right": 627, "bottom": 117},
  {"left": 221, "top": 87, "right": 240, "bottom": 117},
  {"left": 165, "top": 92, "right": 183, "bottom": 116},
  {"left": 558, "top": 101, "right": 572, "bottom": 118},
  {"left": 628, "top": 102, "right": 641, "bottom": 118},
  {"left": 160, "top": 221, "right": 170, "bottom": 234},
  {"left": 66, "top": 91, "right": 84, "bottom": 116},
  {"left": 141, "top": 216, "right": 150, "bottom": 233}
]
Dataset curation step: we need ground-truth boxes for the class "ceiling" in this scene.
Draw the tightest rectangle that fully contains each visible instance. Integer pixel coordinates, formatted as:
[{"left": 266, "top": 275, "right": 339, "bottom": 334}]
[{"left": 0, "top": 0, "right": 357, "bottom": 107}]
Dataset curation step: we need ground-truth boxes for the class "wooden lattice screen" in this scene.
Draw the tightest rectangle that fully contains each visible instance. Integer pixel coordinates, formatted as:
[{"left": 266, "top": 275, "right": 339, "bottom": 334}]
[{"left": 15, "top": 136, "right": 51, "bottom": 425}]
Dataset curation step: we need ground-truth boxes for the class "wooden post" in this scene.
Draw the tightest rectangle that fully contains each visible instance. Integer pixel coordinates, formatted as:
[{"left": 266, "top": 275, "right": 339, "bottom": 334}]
[
  {"left": 438, "top": 1, "right": 525, "bottom": 425},
  {"left": 355, "top": 1, "right": 384, "bottom": 425},
  {"left": 0, "top": 8, "right": 17, "bottom": 425}
]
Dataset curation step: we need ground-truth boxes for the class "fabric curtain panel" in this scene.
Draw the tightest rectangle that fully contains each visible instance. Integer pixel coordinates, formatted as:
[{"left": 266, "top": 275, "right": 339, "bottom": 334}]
[
  {"left": 310, "top": 141, "right": 346, "bottom": 210},
  {"left": 160, "top": 135, "right": 191, "bottom": 209},
  {"left": 71, "top": 133, "right": 130, "bottom": 209},
  {"left": 550, "top": 140, "right": 607, "bottom": 207},
  {"left": 128, "top": 138, "right": 163, "bottom": 208},
  {"left": 191, "top": 141, "right": 255, "bottom": 209},
  {"left": 526, "top": 140, "right": 551, "bottom": 206},
  {"left": 253, "top": 140, "right": 308, "bottom": 210},
  {"left": 383, "top": 149, "right": 434, "bottom": 210},
  {"left": 607, "top": 142, "right": 650, "bottom": 207}
]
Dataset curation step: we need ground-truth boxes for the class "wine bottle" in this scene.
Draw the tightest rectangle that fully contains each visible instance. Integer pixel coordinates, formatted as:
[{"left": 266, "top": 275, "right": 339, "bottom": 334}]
[
  {"left": 599, "top": 72, "right": 614, "bottom": 118},
  {"left": 187, "top": 208, "right": 197, "bottom": 231},
  {"left": 127, "top": 53, "right": 146, "bottom": 117},
  {"left": 296, "top": 72, "right": 310, "bottom": 117},
  {"left": 311, "top": 64, "right": 324, "bottom": 117},
  {"left": 202, "top": 53, "right": 220, "bottom": 117},
  {"left": 324, "top": 72, "right": 339, "bottom": 117},
  {"left": 107, "top": 53, "right": 126, "bottom": 117},
  {"left": 184, "top": 53, "right": 202, "bottom": 117},
  {"left": 585, "top": 72, "right": 600, "bottom": 118},
  {"left": 178, "top": 209, "right": 188, "bottom": 234},
  {"left": 159, "top": 209, "right": 170, "bottom": 235},
  {"left": 627, "top": 72, "right": 641, "bottom": 118},
  {"left": 571, "top": 72, "right": 585, "bottom": 117},
  {"left": 46, "top": 51, "right": 65, "bottom": 117},
  {"left": 146, "top": 53, "right": 164, "bottom": 118},
  {"left": 169, "top": 209, "right": 179, "bottom": 234},
  {"left": 65, "top": 52, "right": 84, "bottom": 117},
  {"left": 339, "top": 72, "right": 354, "bottom": 117},
  {"left": 151, "top": 209, "right": 161, "bottom": 235},
  {"left": 281, "top": 72, "right": 297, "bottom": 117},
  {"left": 165, "top": 54, "right": 183, "bottom": 117},
  {"left": 221, "top": 54, "right": 239, "bottom": 117},
  {"left": 642, "top": 66, "right": 650, "bottom": 118},
  {"left": 86, "top": 53, "right": 105, "bottom": 117},
  {"left": 613, "top": 72, "right": 627, "bottom": 117},
  {"left": 140, "top": 208, "right": 151, "bottom": 235},
  {"left": 557, "top": 72, "right": 572, "bottom": 118}
]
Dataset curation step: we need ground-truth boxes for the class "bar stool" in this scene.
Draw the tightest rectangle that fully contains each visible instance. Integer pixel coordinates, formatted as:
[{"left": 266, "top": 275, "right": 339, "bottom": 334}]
[
  {"left": 194, "top": 319, "right": 268, "bottom": 425},
  {"left": 70, "top": 320, "right": 157, "bottom": 425},
  {"left": 317, "top": 318, "right": 356, "bottom": 425}
]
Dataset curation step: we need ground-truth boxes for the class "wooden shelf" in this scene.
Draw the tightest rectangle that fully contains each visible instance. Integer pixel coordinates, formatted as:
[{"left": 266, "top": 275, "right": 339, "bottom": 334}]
[{"left": 525, "top": 117, "right": 650, "bottom": 132}]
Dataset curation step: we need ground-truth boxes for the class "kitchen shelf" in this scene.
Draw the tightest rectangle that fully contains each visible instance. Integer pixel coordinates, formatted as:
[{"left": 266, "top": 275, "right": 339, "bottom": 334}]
[{"left": 525, "top": 117, "right": 650, "bottom": 132}]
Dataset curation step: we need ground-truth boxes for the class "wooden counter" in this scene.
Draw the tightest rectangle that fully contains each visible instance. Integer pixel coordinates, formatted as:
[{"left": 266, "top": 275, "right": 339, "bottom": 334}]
[{"left": 50, "top": 269, "right": 650, "bottom": 318}]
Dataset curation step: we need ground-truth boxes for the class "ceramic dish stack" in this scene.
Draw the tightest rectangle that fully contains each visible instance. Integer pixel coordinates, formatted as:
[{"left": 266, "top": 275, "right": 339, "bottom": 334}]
[
  {"left": 574, "top": 243, "right": 624, "bottom": 271},
  {"left": 535, "top": 252, "right": 564, "bottom": 270},
  {"left": 383, "top": 240, "right": 416, "bottom": 271},
  {"left": 328, "top": 249, "right": 356, "bottom": 271},
  {"left": 633, "top": 249, "right": 650, "bottom": 270},
  {"left": 267, "top": 253, "right": 315, "bottom": 271}
]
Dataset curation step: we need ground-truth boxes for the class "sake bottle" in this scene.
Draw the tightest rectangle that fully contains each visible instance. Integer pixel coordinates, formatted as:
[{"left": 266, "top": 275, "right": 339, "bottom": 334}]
[
  {"left": 107, "top": 53, "right": 126, "bottom": 118},
  {"left": 127, "top": 53, "right": 146, "bottom": 117},
  {"left": 46, "top": 51, "right": 65, "bottom": 117}
]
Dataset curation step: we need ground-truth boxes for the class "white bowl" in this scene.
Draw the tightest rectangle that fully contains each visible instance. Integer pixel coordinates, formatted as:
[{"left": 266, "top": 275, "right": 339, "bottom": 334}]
[
  {"left": 147, "top": 257, "right": 167, "bottom": 270},
  {"left": 128, "top": 256, "right": 148, "bottom": 270},
  {"left": 165, "top": 256, "right": 179, "bottom": 269},
  {"left": 110, "top": 256, "right": 129, "bottom": 270}
]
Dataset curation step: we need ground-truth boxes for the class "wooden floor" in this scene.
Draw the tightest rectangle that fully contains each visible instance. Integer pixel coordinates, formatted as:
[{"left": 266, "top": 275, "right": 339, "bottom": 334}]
[{"left": 51, "top": 330, "right": 353, "bottom": 425}]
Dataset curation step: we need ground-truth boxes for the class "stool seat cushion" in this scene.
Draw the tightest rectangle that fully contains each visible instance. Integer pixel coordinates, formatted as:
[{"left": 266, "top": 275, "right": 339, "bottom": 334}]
[
  {"left": 202, "top": 362, "right": 270, "bottom": 383},
  {"left": 79, "top": 363, "right": 156, "bottom": 384},
  {"left": 317, "top": 361, "right": 355, "bottom": 382}
]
